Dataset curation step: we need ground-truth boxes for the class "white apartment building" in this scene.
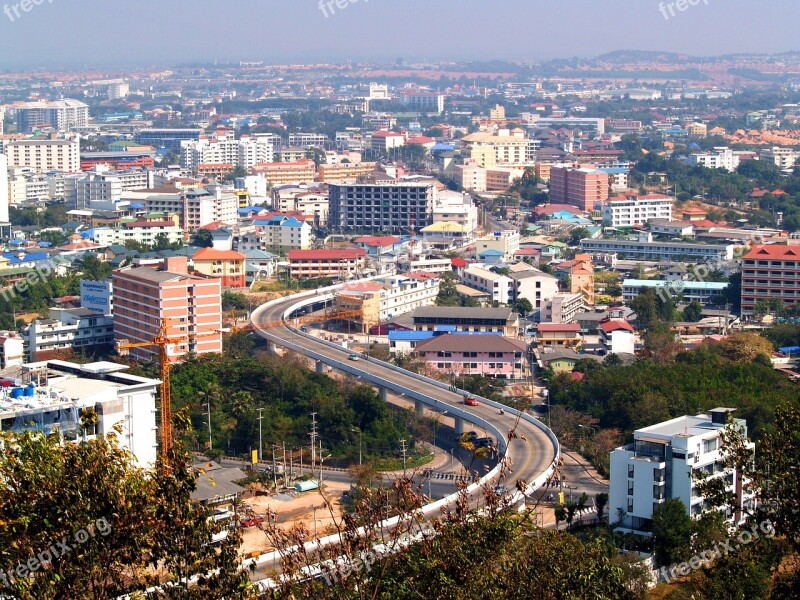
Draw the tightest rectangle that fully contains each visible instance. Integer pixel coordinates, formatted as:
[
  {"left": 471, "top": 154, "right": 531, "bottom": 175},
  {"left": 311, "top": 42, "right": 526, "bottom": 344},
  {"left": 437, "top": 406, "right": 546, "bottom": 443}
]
[
  {"left": 271, "top": 184, "right": 330, "bottom": 226},
  {"left": 13, "top": 99, "right": 89, "bottom": 132},
  {"left": 0, "top": 331, "right": 24, "bottom": 368},
  {"left": 475, "top": 230, "right": 520, "bottom": 261},
  {"left": 759, "top": 146, "right": 799, "bottom": 170},
  {"left": 288, "top": 132, "right": 329, "bottom": 148},
  {"left": 182, "top": 185, "right": 238, "bottom": 231},
  {"left": 239, "top": 216, "right": 312, "bottom": 254},
  {"left": 7, "top": 170, "right": 60, "bottom": 203},
  {"left": 398, "top": 257, "right": 453, "bottom": 274},
  {"left": 90, "top": 219, "right": 184, "bottom": 247},
  {"left": 433, "top": 190, "right": 479, "bottom": 236},
  {"left": 180, "top": 134, "right": 273, "bottom": 171},
  {"left": 602, "top": 194, "right": 674, "bottom": 227},
  {"left": 540, "top": 292, "right": 584, "bottom": 324},
  {"left": 0, "top": 154, "right": 8, "bottom": 223},
  {"left": 23, "top": 308, "right": 114, "bottom": 361},
  {"left": 4, "top": 135, "right": 80, "bottom": 172},
  {"left": 688, "top": 147, "right": 740, "bottom": 171},
  {"left": 463, "top": 266, "right": 515, "bottom": 304},
  {"left": 0, "top": 360, "right": 159, "bottom": 468},
  {"left": 509, "top": 269, "right": 560, "bottom": 310},
  {"left": 610, "top": 408, "right": 755, "bottom": 537},
  {"left": 235, "top": 174, "right": 268, "bottom": 200},
  {"left": 108, "top": 82, "right": 130, "bottom": 100},
  {"left": 454, "top": 160, "right": 488, "bottom": 192},
  {"left": 375, "top": 273, "right": 440, "bottom": 320},
  {"left": 65, "top": 166, "right": 149, "bottom": 211},
  {"left": 460, "top": 129, "right": 529, "bottom": 167}
]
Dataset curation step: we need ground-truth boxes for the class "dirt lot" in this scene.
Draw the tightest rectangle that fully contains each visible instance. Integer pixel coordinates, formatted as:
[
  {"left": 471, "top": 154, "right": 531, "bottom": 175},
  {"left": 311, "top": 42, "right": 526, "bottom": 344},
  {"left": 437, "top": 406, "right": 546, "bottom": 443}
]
[{"left": 239, "top": 479, "right": 351, "bottom": 557}]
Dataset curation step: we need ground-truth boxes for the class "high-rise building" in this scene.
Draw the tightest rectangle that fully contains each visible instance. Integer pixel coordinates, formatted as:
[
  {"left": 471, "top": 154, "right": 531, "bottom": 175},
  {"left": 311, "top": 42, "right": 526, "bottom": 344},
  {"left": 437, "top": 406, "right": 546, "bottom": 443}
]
[
  {"left": 741, "top": 244, "right": 800, "bottom": 316},
  {"left": 5, "top": 135, "right": 81, "bottom": 173},
  {"left": 0, "top": 154, "right": 9, "bottom": 224},
  {"left": 112, "top": 257, "right": 222, "bottom": 363},
  {"left": 64, "top": 165, "right": 149, "bottom": 211},
  {"left": 180, "top": 134, "right": 274, "bottom": 172},
  {"left": 328, "top": 182, "right": 436, "bottom": 233},
  {"left": 13, "top": 99, "right": 89, "bottom": 132},
  {"left": 549, "top": 167, "right": 609, "bottom": 211},
  {"left": 610, "top": 408, "right": 754, "bottom": 537}
]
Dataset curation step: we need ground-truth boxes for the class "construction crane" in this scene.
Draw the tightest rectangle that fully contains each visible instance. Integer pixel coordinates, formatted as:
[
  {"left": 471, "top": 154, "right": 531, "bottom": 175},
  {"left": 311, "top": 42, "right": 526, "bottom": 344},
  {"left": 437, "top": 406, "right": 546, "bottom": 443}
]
[
  {"left": 117, "top": 318, "right": 221, "bottom": 463},
  {"left": 117, "top": 306, "right": 363, "bottom": 462}
]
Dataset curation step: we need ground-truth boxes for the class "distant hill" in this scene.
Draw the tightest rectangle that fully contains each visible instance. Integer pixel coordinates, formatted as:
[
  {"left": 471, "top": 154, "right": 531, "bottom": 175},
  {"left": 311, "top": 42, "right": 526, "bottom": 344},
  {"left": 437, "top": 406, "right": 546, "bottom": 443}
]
[{"left": 593, "top": 50, "right": 700, "bottom": 64}]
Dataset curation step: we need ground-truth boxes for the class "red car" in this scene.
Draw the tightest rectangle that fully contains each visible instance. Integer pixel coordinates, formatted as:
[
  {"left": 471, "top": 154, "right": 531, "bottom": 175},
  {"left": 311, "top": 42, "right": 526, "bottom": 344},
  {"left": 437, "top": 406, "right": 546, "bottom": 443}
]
[
  {"left": 240, "top": 515, "right": 265, "bottom": 527},
  {"left": 464, "top": 396, "right": 479, "bottom": 406}
]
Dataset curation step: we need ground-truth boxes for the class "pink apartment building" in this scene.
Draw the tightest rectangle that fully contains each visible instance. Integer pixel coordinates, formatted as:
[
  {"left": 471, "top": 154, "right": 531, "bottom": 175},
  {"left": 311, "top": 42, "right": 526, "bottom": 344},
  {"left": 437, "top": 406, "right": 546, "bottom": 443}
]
[
  {"left": 414, "top": 334, "right": 528, "bottom": 380},
  {"left": 112, "top": 256, "right": 222, "bottom": 363}
]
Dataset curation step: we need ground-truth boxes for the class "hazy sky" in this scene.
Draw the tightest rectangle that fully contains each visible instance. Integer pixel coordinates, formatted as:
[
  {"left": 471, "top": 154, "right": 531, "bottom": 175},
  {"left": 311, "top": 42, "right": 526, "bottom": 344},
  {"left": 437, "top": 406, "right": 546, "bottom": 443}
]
[{"left": 0, "top": 0, "right": 798, "bottom": 69}]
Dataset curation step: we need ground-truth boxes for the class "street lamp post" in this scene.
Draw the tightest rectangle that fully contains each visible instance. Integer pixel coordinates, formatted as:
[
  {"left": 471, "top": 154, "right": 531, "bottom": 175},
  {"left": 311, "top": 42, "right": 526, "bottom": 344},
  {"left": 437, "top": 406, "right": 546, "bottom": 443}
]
[{"left": 351, "top": 427, "right": 362, "bottom": 466}]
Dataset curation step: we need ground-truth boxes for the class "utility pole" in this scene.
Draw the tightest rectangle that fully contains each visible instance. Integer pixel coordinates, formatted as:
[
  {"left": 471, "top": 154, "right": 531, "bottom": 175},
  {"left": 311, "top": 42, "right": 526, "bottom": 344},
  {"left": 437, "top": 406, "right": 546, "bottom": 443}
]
[
  {"left": 272, "top": 444, "right": 277, "bottom": 490},
  {"left": 206, "top": 401, "right": 212, "bottom": 451},
  {"left": 257, "top": 408, "right": 264, "bottom": 462},
  {"left": 310, "top": 412, "right": 318, "bottom": 481},
  {"left": 282, "top": 441, "right": 287, "bottom": 482},
  {"left": 400, "top": 439, "right": 407, "bottom": 472}
]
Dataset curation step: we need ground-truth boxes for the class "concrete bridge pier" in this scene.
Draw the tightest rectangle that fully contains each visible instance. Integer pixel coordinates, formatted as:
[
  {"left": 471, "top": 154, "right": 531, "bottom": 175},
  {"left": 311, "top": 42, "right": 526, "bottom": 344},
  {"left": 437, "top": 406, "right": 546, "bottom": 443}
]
[
  {"left": 415, "top": 400, "right": 425, "bottom": 417},
  {"left": 453, "top": 417, "right": 465, "bottom": 436},
  {"left": 316, "top": 360, "right": 325, "bottom": 375},
  {"left": 380, "top": 388, "right": 388, "bottom": 403}
]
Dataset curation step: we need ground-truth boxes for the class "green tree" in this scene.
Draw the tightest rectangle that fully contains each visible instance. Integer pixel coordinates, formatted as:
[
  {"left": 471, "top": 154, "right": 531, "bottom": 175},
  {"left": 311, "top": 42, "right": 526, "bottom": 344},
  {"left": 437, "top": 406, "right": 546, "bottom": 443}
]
[
  {"left": 653, "top": 498, "right": 694, "bottom": 567},
  {"left": 435, "top": 272, "right": 460, "bottom": 307},
  {"left": 512, "top": 297, "right": 533, "bottom": 317},
  {"left": 191, "top": 229, "right": 214, "bottom": 248},
  {"left": 682, "top": 300, "right": 704, "bottom": 322},
  {"left": 595, "top": 492, "right": 608, "bottom": 523}
]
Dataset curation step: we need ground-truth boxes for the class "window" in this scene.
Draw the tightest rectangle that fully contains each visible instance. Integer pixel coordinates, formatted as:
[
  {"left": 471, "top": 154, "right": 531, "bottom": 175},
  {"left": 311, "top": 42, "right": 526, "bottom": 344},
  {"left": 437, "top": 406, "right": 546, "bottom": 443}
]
[
  {"left": 703, "top": 438, "right": 718, "bottom": 453},
  {"left": 628, "top": 465, "right": 634, "bottom": 478}
]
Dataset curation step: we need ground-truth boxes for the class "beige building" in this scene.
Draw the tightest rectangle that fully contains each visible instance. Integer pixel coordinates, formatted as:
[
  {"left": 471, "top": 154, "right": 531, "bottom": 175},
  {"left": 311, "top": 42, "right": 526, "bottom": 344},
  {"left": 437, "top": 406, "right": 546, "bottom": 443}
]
[
  {"left": 253, "top": 159, "right": 316, "bottom": 186},
  {"left": 5, "top": 135, "right": 80, "bottom": 172},
  {"left": 460, "top": 129, "right": 529, "bottom": 167},
  {"left": 318, "top": 162, "right": 377, "bottom": 183}
]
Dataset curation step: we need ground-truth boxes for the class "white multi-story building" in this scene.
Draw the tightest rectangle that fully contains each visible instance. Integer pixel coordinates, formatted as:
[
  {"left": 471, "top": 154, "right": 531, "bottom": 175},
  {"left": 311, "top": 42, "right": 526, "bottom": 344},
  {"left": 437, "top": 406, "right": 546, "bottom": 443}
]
[
  {"left": 602, "top": 194, "right": 674, "bottom": 227},
  {"left": 0, "top": 360, "right": 159, "bottom": 468},
  {"left": 64, "top": 165, "right": 149, "bottom": 211},
  {"left": 759, "top": 146, "right": 799, "bottom": 170},
  {"left": 90, "top": 218, "right": 184, "bottom": 247},
  {"left": 509, "top": 269, "right": 560, "bottom": 311},
  {"left": 23, "top": 308, "right": 115, "bottom": 361},
  {"left": 108, "top": 82, "right": 130, "bottom": 100},
  {"left": 182, "top": 185, "right": 238, "bottom": 231},
  {"left": 4, "top": 135, "right": 80, "bottom": 173},
  {"left": 475, "top": 230, "right": 520, "bottom": 261},
  {"left": 540, "top": 292, "right": 584, "bottom": 324},
  {"left": 288, "top": 133, "right": 329, "bottom": 148},
  {"left": 433, "top": 190, "right": 479, "bottom": 238},
  {"left": 610, "top": 408, "right": 755, "bottom": 537},
  {"left": 403, "top": 91, "right": 445, "bottom": 114},
  {"left": 0, "top": 154, "right": 8, "bottom": 223},
  {"left": 688, "top": 147, "right": 740, "bottom": 171},
  {"left": 235, "top": 174, "right": 268, "bottom": 201},
  {"left": 180, "top": 134, "right": 273, "bottom": 171},
  {"left": 0, "top": 331, "right": 24, "bottom": 368},
  {"left": 239, "top": 216, "right": 312, "bottom": 254},
  {"left": 271, "top": 184, "right": 329, "bottom": 226},
  {"left": 463, "top": 266, "right": 515, "bottom": 304},
  {"left": 12, "top": 99, "right": 90, "bottom": 132}
]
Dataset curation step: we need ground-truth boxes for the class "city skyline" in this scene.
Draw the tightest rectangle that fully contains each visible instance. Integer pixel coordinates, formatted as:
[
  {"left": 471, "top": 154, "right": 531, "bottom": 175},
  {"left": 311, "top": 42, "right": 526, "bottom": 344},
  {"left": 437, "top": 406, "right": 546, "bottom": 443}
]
[{"left": 0, "top": 0, "right": 798, "bottom": 69}]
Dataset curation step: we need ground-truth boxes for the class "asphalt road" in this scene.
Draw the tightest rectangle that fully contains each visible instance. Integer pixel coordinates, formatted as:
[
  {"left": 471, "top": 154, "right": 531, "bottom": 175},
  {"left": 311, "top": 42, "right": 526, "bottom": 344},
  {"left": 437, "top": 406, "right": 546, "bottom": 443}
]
[{"left": 252, "top": 294, "right": 558, "bottom": 509}]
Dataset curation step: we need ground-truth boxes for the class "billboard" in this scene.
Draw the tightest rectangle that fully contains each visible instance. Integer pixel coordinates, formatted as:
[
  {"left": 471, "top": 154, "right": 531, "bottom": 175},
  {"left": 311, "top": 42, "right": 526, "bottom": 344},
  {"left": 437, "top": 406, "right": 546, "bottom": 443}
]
[{"left": 80, "top": 280, "right": 113, "bottom": 316}]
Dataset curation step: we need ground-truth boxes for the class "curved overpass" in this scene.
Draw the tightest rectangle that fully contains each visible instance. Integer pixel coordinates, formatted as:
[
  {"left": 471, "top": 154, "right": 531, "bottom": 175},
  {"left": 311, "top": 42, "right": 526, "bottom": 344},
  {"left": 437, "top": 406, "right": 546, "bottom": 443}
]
[{"left": 246, "top": 289, "right": 560, "bottom": 582}]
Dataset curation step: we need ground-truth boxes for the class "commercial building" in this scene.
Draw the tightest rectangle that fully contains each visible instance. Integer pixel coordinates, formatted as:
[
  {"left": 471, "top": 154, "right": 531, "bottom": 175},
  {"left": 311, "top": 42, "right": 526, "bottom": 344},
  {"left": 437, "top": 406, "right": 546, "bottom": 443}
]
[
  {"left": 288, "top": 132, "right": 329, "bottom": 148},
  {"left": 328, "top": 183, "right": 436, "bottom": 233},
  {"left": 335, "top": 272, "right": 440, "bottom": 331},
  {"left": 741, "top": 245, "right": 800, "bottom": 316},
  {"left": 370, "top": 131, "right": 406, "bottom": 154},
  {"left": 318, "top": 162, "right": 377, "bottom": 183},
  {"left": 0, "top": 360, "right": 160, "bottom": 468},
  {"left": 80, "top": 148, "right": 156, "bottom": 171},
  {"left": 549, "top": 167, "right": 609, "bottom": 211},
  {"left": 90, "top": 217, "right": 184, "bottom": 247},
  {"left": 403, "top": 91, "right": 445, "bottom": 114},
  {"left": 474, "top": 230, "right": 520, "bottom": 261},
  {"left": 287, "top": 248, "right": 367, "bottom": 280},
  {"left": 5, "top": 136, "right": 80, "bottom": 172},
  {"left": 253, "top": 159, "right": 316, "bottom": 186},
  {"left": 13, "top": 99, "right": 89, "bottom": 132},
  {"left": 415, "top": 334, "right": 527, "bottom": 379},
  {"left": 610, "top": 408, "right": 754, "bottom": 536},
  {"left": 112, "top": 257, "right": 222, "bottom": 363},
  {"left": 533, "top": 117, "right": 605, "bottom": 134},
  {"left": 623, "top": 279, "right": 728, "bottom": 304},
  {"left": 191, "top": 248, "right": 247, "bottom": 288},
  {"left": 23, "top": 308, "right": 114, "bottom": 361},
  {"left": 135, "top": 129, "right": 203, "bottom": 152},
  {"left": 460, "top": 130, "right": 529, "bottom": 167},
  {"left": 602, "top": 194, "right": 674, "bottom": 227},
  {"left": 411, "top": 306, "right": 520, "bottom": 337},
  {"left": 580, "top": 236, "right": 734, "bottom": 262}
]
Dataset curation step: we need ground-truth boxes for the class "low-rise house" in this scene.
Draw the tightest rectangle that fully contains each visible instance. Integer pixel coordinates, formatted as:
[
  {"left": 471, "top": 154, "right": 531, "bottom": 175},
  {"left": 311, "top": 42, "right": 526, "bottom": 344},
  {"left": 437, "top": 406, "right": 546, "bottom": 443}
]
[
  {"left": 192, "top": 248, "right": 247, "bottom": 288},
  {"left": 535, "top": 322, "right": 582, "bottom": 347},
  {"left": 415, "top": 333, "right": 528, "bottom": 380},
  {"left": 599, "top": 319, "right": 635, "bottom": 355}
]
